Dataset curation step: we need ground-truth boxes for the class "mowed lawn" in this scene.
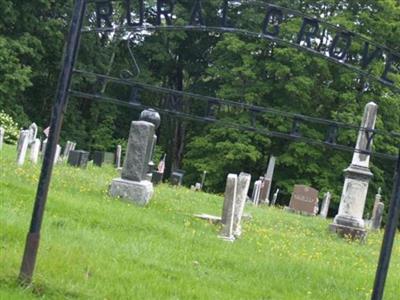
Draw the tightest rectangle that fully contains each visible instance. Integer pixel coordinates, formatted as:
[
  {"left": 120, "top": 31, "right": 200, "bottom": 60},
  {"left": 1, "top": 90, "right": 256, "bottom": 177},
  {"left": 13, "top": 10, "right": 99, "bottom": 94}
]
[{"left": 0, "top": 144, "right": 399, "bottom": 299}]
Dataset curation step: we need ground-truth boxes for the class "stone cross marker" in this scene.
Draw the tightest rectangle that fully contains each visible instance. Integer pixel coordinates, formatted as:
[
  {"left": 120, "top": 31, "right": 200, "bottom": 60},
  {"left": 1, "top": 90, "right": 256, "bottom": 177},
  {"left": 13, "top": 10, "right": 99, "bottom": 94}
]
[
  {"left": 220, "top": 174, "right": 238, "bottom": 241},
  {"left": 0, "top": 127, "right": 4, "bottom": 150},
  {"left": 233, "top": 172, "right": 251, "bottom": 237},
  {"left": 287, "top": 185, "right": 319, "bottom": 216},
  {"left": 330, "top": 102, "right": 378, "bottom": 239},
  {"left": 319, "top": 192, "right": 331, "bottom": 218}
]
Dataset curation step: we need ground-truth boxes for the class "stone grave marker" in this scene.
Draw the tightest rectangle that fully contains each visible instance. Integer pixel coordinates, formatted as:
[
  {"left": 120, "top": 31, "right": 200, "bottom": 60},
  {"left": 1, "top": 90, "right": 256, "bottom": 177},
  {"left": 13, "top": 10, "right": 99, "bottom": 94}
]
[
  {"left": 220, "top": 174, "right": 237, "bottom": 241},
  {"left": 115, "top": 145, "right": 122, "bottom": 168},
  {"left": 29, "top": 139, "right": 41, "bottom": 164},
  {"left": 271, "top": 188, "right": 280, "bottom": 206},
  {"left": 233, "top": 172, "right": 251, "bottom": 237},
  {"left": 371, "top": 202, "right": 384, "bottom": 230},
  {"left": 93, "top": 151, "right": 115, "bottom": 167},
  {"left": 319, "top": 192, "right": 331, "bottom": 218},
  {"left": 170, "top": 170, "right": 185, "bottom": 186},
  {"left": 285, "top": 185, "right": 319, "bottom": 216},
  {"left": 68, "top": 150, "right": 89, "bottom": 168},
  {"left": 0, "top": 127, "right": 4, "bottom": 150},
  {"left": 16, "top": 130, "right": 29, "bottom": 166}
]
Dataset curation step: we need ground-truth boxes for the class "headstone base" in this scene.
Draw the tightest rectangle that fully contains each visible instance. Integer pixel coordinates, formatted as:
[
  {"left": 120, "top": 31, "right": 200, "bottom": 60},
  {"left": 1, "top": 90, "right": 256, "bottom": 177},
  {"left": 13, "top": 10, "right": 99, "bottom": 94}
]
[
  {"left": 109, "top": 178, "right": 153, "bottom": 205},
  {"left": 329, "top": 223, "right": 367, "bottom": 241},
  {"left": 284, "top": 206, "right": 317, "bottom": 216}
]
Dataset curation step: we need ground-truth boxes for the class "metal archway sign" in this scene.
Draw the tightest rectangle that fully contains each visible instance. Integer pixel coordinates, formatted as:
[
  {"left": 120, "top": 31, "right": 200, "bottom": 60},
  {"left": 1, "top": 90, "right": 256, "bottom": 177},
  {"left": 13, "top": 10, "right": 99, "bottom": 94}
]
[{"left": 18, "top": 2, "right": 400, "bottom": 300}]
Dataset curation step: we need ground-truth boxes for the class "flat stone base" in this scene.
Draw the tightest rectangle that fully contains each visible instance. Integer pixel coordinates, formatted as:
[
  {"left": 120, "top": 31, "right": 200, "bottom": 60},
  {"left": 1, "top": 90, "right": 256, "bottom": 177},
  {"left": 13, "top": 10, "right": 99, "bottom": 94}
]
[
  {"left": 329, "top": 223, "right": 367, "bottom": 241},
  {"left": 109, "top": 178, "right": 153, "bottom": 205},
  {"left": 284, "top": 206, "right": 316, "bottom": 217}
]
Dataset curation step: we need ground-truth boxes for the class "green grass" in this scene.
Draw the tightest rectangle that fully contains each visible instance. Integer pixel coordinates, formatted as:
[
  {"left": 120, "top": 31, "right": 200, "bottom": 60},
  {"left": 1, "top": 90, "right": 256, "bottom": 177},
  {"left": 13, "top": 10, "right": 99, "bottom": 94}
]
[{"left": 0, "top": 144, "right": 399, "bottom": 299}]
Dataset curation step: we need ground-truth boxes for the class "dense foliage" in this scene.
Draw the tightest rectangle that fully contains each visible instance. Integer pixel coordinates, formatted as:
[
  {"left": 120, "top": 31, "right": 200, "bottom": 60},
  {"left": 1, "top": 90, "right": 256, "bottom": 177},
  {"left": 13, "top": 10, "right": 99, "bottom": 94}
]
[{"left": 1, "top": 0, "right": 399, "bottom": 217}]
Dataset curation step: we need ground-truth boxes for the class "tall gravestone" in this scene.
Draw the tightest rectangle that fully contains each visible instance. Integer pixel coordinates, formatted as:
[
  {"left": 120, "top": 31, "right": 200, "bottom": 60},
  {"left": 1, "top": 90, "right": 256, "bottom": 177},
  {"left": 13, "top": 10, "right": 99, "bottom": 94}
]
[
  {"left": 220, "top": 174, "right": 238, "bottom": 241},
  {"left": 53, "top": 145, "right": 62, "bottom": 166},
  {"left": 371, "top": 202, "right": 384, "bottom": 230},
  {"left": 252, "top": 177, "right": 262, "bottom": 205},
  {"left": 0, "top": 127, "right": 4, "bottom": 150},
  {"left": 28, "top": 123, "right": 38, "bottom": 145},
  {"left": 30, "top": 139, "right": 41, "bottom": 164},
  {"left": 233, "top": 172, "right": 251, "bottom": 237},
  {"left": 115, "top": 145, "right": 122, "bottom": 168},
  {"left": 140, "top": 108, "right": 160, "bottom": 180},
  {"left": 260, "top": 156, "right": 276, "bottom": 204},
  {"left": 17, "top": 130, "right": 29, "bottom": 166},
  {"left": 109, "top": 109, "right": 160, "bottom": 205},
  {"left": 330, "top": 102, "right": 378, "bottom": 239},
  {"left": 271, "top": 188, "right": 280, "bottom": 206}
]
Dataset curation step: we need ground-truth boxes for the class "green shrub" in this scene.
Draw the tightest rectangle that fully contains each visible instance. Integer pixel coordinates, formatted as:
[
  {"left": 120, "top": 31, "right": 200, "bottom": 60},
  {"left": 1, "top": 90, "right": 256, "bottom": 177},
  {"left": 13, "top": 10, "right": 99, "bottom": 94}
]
[{"left": 0, "top": 110, "right": 19, "bottom": 144}]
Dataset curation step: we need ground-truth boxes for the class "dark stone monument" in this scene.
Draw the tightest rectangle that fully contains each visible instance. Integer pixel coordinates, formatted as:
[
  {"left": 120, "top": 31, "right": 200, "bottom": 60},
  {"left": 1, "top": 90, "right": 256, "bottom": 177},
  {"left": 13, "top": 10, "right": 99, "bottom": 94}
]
[
  {"left": 93, "top": 151, "right": 115, "bottom": 167},
  {"left": 170, "top": 170, "right": 185, "bottom": 186},
  {"left": 285, "top": 185, "right": 319, "bottom": 216},
  {"left": 67, "top": 150, "right": 89, "bottom": 168},
  {"left": 151, "top": 171, "right": 163, "bottom": 185}
]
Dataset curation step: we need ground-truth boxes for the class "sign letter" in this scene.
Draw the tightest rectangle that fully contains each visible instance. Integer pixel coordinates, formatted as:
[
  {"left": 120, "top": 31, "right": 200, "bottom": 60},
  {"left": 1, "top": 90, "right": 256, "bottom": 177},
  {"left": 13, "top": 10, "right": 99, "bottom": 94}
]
[
  {"left": 297, "top": 18, "right": 319, "bottom": 48},
  {"left": 381, "top": 53, "right": 399, "bottom": 85},
  {"left": 126, "top": 0, "right": 144, "bottom": 26},
  {"left": 190, "top": 0, "right": 205, "bottom": 25},
  {"left": 96, "top": 1, "right": 113, "bottom": 28},
  {"left": 157, "top": 0, "right": 174, "bottom": 25},
  {"left": 329, "top": 32, "right": 352, "bottom": 60},
  {"left": 361, "top": 42, "right": 383, "bottom": 69},
  {"left": 262, "top": 7, "right": 283, "bottom": 37}
]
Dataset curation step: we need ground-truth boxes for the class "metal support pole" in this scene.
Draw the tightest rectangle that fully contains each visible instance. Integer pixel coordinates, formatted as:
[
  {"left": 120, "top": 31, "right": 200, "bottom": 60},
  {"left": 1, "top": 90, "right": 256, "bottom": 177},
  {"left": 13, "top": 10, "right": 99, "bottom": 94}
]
[
  {"left": 371, "top": 149, "right": 400, "bottom": 300},
  {"left": 18, "top": 0, "right": 87, "bottom": 284}
]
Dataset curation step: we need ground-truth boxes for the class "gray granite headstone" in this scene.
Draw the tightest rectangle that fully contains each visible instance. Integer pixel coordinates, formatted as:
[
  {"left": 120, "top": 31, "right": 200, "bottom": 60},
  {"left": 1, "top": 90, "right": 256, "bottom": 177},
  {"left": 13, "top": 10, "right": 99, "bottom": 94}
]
[
  {"left": 233, "top": 172, "right": 251, "bottom": 237},
  {"left": 121, "top": 121, "right": 155, "bottom": 181},
  {"left": 371, "top": 202, "right": 384, "bottom": 230},
  {"left": 261, "top": 156, "right": 276, "bottom": 204}
]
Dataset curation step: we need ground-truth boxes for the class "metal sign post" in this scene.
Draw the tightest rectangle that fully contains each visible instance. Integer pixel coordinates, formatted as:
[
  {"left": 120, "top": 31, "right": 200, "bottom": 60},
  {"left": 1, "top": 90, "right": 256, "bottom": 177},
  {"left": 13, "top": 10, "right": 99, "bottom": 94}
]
[
  {"left": 18, "top": 0, "right": 87, "bottom": 283},
  {"left": 371, "top": 149, "right": 400, "bottom": 300}
]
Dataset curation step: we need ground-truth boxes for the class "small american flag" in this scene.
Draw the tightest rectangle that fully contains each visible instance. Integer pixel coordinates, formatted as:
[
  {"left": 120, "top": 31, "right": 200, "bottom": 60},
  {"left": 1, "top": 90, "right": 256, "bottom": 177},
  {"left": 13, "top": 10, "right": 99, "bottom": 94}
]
[
  {"left": 43, "top": 126, "right": 50, "bottom": 137},
  {"left": 157, "top": 154, "right": 166, "bottom": 173}
]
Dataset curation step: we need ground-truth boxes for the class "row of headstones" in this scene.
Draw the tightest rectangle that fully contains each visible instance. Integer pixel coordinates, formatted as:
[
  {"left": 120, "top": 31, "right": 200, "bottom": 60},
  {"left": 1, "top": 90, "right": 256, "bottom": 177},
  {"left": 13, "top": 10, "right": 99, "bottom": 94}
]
[
  {"left": 285, "top": 184, "right": 384, "bottom": 230},
  {"left": 15, "top": 124, "right": 78, "bottom": 167}
]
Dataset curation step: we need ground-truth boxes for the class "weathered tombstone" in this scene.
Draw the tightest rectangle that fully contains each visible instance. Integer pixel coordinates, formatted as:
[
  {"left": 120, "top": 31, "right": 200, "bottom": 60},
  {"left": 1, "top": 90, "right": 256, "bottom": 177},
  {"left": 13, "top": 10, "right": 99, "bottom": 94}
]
[
  {"left": 29, "top": 139, "right": 41, "bottom": 164},
  {"left": 330, "top": 102, "right": 378, "bottom": 240},
  {"left": 53, "top": 145, "right": 62, "bottom": 165},
  {"left": 252, "top": 178, "right": 262, "bottom": 205},
  {"left": 63, "top": 141, "right": 75, "bottom": 161},
  {"left": 28, "top": 123, "right": 38, "bottom": 144},
  {"left": 170, "top": 170, "right": 185, "bottom": 186},
  {"left": 371, "top": 188, "right": 382, "bottom": 220},
  {"left": 271, "top": 188, "right": 280, "bottom": 206},
  {"left": 110, "top": 113, "right": 159, "bottom": 205},
  {"left": 233, "top": 172, "right": 251, "bottom": 237},
  {"left": 0, "top": 127, "right": 4, "bottom": 150},
  {"left": 93, "top": 151, "right": 115, "bottom": 167},
  {"left": 201, "top": 171, "right": 207, "bottom": 189},
  {"left": 68, "top": 150, "right": 89, "bottom": 168},
  {"left": 319, "top": 192, "right": 331, "bottom": 218},
  {"left": 371, "top": 202, "right": 384, "bottom": 230},
  {"left": 16, "top": 130, "right": 29, "bottom": 166},
  {"left": 260, "top": 155, "right": 276, "bottom": 204},
  {"left": 115, "top": 145, "right": 122, "bottom": 168},
  {"left": 220, "top": 174, "right": 238, "bottom": 241},
  {"left": 285, "top": 185, "right": 319, "bottom": 216}
]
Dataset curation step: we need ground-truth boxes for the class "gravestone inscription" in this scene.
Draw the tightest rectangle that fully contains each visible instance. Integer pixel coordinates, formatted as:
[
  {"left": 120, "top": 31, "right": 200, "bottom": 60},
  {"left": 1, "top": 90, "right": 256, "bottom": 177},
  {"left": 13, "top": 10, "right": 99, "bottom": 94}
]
[{"left": 286, "top": 185, "right": 319, "bottom": 216}]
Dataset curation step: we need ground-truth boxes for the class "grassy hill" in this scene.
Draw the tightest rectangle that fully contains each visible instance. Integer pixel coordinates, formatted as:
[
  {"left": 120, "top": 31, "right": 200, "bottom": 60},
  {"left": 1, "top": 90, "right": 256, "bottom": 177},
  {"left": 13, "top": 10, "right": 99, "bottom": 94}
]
[{"left": 0, "top": 144, "right": 399, "bottom": 299}]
